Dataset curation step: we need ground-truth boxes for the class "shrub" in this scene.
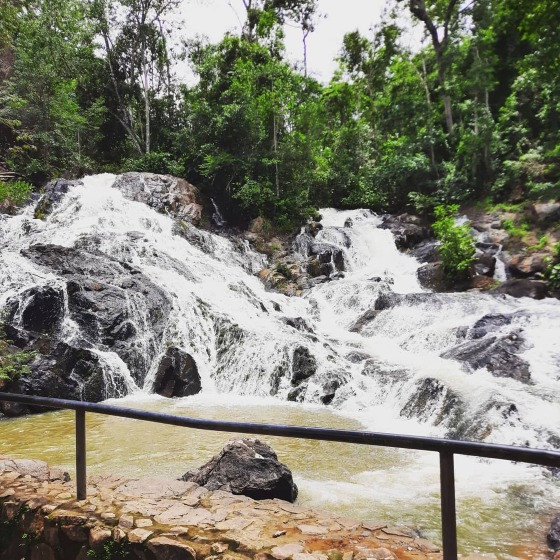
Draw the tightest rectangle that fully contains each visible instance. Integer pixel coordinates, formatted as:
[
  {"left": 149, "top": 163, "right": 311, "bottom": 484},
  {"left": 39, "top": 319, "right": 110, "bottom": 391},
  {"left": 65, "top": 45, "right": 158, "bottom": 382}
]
[
  {"left": 121, "top": 152, "right": 184, "bottom": 176},
  {"left": 432, "top": 204, "right": 476, "bottom": 279},
  {"left": 0, "top": 179, "right": 33, "bottom": 209},
  {"left": 0, "top": 323, "right": 34, "bottom": 384}
]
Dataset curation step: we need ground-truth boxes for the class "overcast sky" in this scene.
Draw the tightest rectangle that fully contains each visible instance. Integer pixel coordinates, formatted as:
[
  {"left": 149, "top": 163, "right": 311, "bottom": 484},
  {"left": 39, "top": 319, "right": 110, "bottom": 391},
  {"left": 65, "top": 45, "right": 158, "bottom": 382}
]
[{"left": 180, "top": 0, "right": 421, "bottom": 84}]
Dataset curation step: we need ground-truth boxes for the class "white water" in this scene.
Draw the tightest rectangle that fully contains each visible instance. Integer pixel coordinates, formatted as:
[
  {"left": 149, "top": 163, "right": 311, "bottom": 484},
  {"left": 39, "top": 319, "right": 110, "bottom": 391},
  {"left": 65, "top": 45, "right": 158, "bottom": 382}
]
[{"left": 1, "top": 174, "right": 560, "bottom": 557}]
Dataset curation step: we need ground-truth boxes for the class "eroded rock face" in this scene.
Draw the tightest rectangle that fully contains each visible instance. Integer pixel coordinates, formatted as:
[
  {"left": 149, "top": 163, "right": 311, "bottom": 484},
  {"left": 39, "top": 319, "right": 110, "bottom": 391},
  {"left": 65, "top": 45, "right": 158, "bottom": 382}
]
[
  {"left": 34, "top": 178, "right": 83, "bottom": 219},
  {"left": 291, "top": 346, "right": 317, "bottom": 385},
  {"left": 112, "top": 173, "right": 202, "bottom": 225},
  {"left": 152, "top": 347, "right": 201, "bottom": 398},
  {"left": 181, "top": 438, "right": 298, "bottom": 502}
]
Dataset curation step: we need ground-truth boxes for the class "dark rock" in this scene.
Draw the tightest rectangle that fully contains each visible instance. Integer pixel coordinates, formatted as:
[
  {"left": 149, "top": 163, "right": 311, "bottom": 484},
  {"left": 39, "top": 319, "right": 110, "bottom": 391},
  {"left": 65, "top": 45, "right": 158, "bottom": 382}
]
[
  {"left": 307, "top": 242, "right": 345, "bottom": 275},
  {"left": 474, "top": 253, "right": 496, "bottom": 277},
  {"left": 492, "top": 278, "right": 549, "bottom": 299},
  {"left": 291, "top": 346, "right": 317, "bottom": 385},
  {"left": 344, "top": 218, "right": 353, "bottom": 228},
  {"left": 380, "top": 214, "right": 431, "bottom": 249},
  {"left": 529, "top": 201, "right": 560, "bottom": 225},
  {"left": 410, "top": 240, "right": 440, "bottom": 263},
  {"left": 34, "top": 179, "right": 82, "bottom": 219},
  {"left": 318, "top": 370, "right": 348, "bottom": 405},
  {"left": 469, "top": 312, "right": 525, "bottom": 339},
  {"left": 475, "top": 242, "right": 501, "bottom": 257},
  {"left": 20, "top": 244, "right": 171, "bottom": 385},
  {"left": 416, "top": 262, "right": 447, "bottom": 291},
  {"left": 153, "top": 347, "right": 201, "bottom": 398},
  {"left": 181, "top": 438, "right": 298, "bottom": 502},
  {"left": 349, "top": 309, "right": 380, "bottom": 333},
  {"left": 548, "top": 514, "right": 560, "bottom": 551},
  {"left": 287, "top": 384, "right": 307, "bottom": 402},
  {"left": 112, "top": 173, "right": 202, "bottom": 225},
  {"left": 7, "top": 286, "right": 65, "bottom": 334},
  {"left": 441, "top": 331, "right": 531, "bottom": 383},
  {"left": 281, "top": 317, "right": 313, "bottom": 333}
]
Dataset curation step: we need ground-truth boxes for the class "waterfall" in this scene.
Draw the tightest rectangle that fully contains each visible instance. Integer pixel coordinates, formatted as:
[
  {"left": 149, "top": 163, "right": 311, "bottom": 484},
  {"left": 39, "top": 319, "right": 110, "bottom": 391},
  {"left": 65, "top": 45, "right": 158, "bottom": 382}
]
[{"left": 1, "top": 174, "right": 559, "bottom": 452}]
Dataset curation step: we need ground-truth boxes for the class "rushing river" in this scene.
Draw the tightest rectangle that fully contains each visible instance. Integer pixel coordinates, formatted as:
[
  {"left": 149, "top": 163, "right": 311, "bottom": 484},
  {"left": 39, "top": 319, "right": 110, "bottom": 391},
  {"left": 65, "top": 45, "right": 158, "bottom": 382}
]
[{"left": 1, "top": 174, "right": 559, "bottom": 559}]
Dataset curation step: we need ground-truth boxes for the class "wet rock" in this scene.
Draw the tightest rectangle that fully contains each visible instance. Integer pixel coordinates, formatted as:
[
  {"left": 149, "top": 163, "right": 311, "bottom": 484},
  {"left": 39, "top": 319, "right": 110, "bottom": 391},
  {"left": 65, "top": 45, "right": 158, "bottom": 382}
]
[
  {"left": 291, "top": 346, "right": 317, "bottom": 385},
  {"left": 441, "top": 331, "right": 531, "bottom": 383},
  {"left": 505, "top": 252, "right": 548, "bottom": 278},
  {"left": 153, "top": 347, "right": 201, "bottom": 398},
  {"left": 147, "top": 537, "right": 196, "bottom": 560},
  {"left": 304, "top": 222, "right": 323, "bottom": 237},
  {"left": 474, "top": 253, "right": 496, "bottom": 277},
  {"left": 409, "top": 240, "right": 440, "bottom": 263},
  {"left": 548, "top": 514, "right": 560, "bottom": 551},
  {"left": 475, "top": 242, "right": 501, "bottom": 257},
  {"left": 380, "top": 214, "right": 431, "bottom": 250},
  {"left": 112, "top": 173, "right": 202, "bottom": 225},
  {"left": 416, "top": 262, "right": 446, "bottom": 291},
  {"left": 11, "top": 286, "right": 65, "bottom": 334},
  {"left": 34, "top": 179, "right": 82, "bottom": 219},
  {"left": 181, "top": 438, "right": 298, "bottom": 502},
  {"left": 281, "top": 317, "right": 313, "bottom": 333},
  {"left": 491, "top": 278, "right": 549, "bottom": 299},
  {"left": 349, "top": 310, "right": 380, "bottom": 333},
  {"left": 318, "top": 370, "right": 348, "bottom": 405},
  {"left": 345, "top": 351, "right": 371, "bottom": 363},
  {"left": 21, "top": 244, "right": 172, "bottom": 384},
  {"left": 469, "top": 312, "right": 526, "bottom": 339}
]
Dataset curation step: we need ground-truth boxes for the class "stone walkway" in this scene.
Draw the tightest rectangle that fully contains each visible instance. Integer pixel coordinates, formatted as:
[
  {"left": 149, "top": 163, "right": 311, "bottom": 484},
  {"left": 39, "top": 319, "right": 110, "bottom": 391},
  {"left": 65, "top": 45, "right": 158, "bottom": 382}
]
[{"left": 0, "top": 457, "right": 443, "bottom": 560}]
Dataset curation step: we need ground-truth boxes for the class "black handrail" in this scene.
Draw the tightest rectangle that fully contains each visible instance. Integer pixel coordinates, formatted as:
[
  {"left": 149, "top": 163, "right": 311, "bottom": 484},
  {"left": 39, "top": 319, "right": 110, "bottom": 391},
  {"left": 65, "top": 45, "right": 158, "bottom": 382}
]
[{"left": 1, "top": 392, "right": 559, "bottom": 560}]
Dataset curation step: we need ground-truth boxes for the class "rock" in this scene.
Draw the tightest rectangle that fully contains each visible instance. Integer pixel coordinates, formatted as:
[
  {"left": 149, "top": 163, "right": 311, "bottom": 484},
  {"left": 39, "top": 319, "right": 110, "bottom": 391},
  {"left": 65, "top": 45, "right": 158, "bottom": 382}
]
[
  {"left": 345, "top": 351, "right": 371, "bottom": 363},
  {"left": 469, "top": 312, "right": 525, "bottom": 339},
  {"left": 529, "top": 201, "right": 560, "bottom": 224},
  {"left": 492, "top": 278, "right": 549, "bottom": 299},
  {"left": 349, "top": 310, "right": 380, "bottom": 333},
  {"left": 291, "top": 346, "right": 317, "bottom": 385},
  {"left": 304, "top": 222, "right": 323, "bottom": 237},
  {"left": 89, "top": 527, "right": 112, "bottom": 550},
  {"left": 17, "top": 286, "right": 65, "bottom": 334},
  {"left": 380, "top": 214, "right": 431, "bottom": 250},
  {"left": 281, "top": 317, "right": 313, "bottom": 333},
  {"left": 30, "top": 543, "right": 55, "bottom": 560},
  {"left": 505, "top": 252, "right": 548, "bottom": 278},
  {"left": 112, "top": 173, "right": 202, "bottom": 225},
  {"left": 128, "top": 528, "right": 153, "bottom": 543},
  {"left": 181, "top": 438, "right": 298, "bottom": 502},
  {"left": 271, "top": 544, "right": 305, "bottom": 559},
  {"left": 474, "top": 253, "right": 496, "bottom": 277},
  {"left": 147, "top": 537, "right": 196, "bottom": 560},
  {"left": 34, "top": 178, "right": 82, "bottom": 219},
  {"left": 416, "top": 262, "right": 446, "bottom": 291},
  {"left": 441, "top": 331, "right": 531, "bottom": 383},
  {"left": 19, "top": 244, "right": 172, "bottom": 386},
  {"left": 548, "top": 514, "right": 560, "bottom": 552},
  {"left": 409, "top": 240, "right": 440, "bottom": 263},
  {"left": 152, "top": 347, "right": 201, "bottom": 398}
]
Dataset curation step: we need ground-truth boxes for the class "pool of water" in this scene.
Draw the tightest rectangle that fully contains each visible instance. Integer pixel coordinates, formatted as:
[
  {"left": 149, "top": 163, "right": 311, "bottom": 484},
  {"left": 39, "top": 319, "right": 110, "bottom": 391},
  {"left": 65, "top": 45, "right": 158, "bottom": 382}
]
[{"left": 0, "top": 393, "right": 557, "bottom": 559}]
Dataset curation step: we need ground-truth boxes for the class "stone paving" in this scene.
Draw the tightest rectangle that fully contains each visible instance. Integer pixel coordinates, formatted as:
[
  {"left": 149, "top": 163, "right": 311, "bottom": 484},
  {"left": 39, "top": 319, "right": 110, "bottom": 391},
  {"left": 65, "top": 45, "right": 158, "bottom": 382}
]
[{"left": 0, "top": 457, "right": 444, "bottom": 560}]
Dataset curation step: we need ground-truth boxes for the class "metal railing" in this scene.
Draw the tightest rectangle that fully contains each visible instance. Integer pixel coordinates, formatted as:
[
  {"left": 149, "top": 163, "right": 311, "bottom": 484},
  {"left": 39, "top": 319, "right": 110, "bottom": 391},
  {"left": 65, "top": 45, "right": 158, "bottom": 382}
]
[{"left": 1, "top": 392, "right": 559, "bottom": 560}]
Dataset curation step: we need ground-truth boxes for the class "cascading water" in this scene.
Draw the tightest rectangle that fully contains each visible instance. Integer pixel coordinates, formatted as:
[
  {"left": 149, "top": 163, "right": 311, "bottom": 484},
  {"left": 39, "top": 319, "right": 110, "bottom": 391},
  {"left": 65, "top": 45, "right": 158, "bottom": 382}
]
[{"left": 1, "top": 174, "right": 559, "bottom": 558}]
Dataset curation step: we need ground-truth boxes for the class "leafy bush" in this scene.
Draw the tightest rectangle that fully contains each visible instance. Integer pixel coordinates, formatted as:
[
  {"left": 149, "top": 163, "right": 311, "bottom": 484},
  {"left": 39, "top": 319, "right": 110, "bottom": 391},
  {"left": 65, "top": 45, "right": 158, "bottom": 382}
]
[
  {"left": 545, "top": 242, "right": 560, "bottom": 290},
  {"left": 432, "top": 204, "right": 476, "bottom": 279},
  {"left": 0, "top": 180, "right": 33, "bottom": 208},
  {"left": 0, "top": 323, "right": 34, "bottom": 384},
  {"left": 502, "top": 218, "right": 530, "bottom": 239}
]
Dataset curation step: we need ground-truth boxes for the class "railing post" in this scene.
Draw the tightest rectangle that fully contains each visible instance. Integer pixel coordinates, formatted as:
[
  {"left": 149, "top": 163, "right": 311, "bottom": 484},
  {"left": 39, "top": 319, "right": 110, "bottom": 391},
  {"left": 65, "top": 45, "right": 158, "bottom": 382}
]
[
  {"left": 75, "top": 409, "right": 87, "bottom": 500},
  {"left": 439, "top": 451, "right": 458, "bottom": 560}
]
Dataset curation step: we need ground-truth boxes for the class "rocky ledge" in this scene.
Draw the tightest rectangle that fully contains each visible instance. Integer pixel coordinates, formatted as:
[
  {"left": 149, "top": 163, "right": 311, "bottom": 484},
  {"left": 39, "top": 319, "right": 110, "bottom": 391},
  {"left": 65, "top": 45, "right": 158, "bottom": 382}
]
[{"left": 0, "top": 457, "right": 444, "bottom": 560}]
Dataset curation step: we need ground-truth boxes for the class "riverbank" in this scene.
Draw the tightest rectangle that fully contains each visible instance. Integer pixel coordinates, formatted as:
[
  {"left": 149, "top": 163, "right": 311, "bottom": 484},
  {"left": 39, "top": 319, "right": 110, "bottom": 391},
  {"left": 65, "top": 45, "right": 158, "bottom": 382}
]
[{"left": 0, "top": 457, "right": 441, "bottom": 560}]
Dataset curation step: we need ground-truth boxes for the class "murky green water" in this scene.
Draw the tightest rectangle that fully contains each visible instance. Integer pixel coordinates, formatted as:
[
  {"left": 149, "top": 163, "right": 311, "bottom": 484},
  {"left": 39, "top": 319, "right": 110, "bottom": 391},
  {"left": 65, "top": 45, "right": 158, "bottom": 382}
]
[{"left": 0, "top": 394, "right": 557, "bottom": 559}]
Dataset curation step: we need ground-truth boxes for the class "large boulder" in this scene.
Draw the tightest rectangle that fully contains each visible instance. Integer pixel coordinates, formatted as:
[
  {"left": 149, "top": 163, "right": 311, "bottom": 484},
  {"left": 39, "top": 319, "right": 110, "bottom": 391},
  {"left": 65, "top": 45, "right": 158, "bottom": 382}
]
[
  {"left": 16, "top": 244, "right": 171, "bottom": 385},
  {"left": 152, "top": 347, "right": 201, "bottom": 398},
  {"left": 491, "top": 278, "right": 549, "bottom": 299},
  {"left": 18, "top": 286, "right": 65, "bottom": 334},
  {"left": 112, "top": 173, "right": 202, "bottom": 225},
  {"left": 410, "top": 239, "right": 440, "bottom": 263},
  {"left": 34, "top": 178, "right": 82, "bottom": 219},
  {"left": 181, "top": 438, "right": 298, "bottom": 502}
]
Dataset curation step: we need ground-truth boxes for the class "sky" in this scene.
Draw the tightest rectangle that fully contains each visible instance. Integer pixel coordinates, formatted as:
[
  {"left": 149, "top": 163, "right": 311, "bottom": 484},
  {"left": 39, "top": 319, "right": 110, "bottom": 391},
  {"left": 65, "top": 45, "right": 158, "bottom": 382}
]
[{"left": 179, "top": 0, "right": 421, "bottom": 84}]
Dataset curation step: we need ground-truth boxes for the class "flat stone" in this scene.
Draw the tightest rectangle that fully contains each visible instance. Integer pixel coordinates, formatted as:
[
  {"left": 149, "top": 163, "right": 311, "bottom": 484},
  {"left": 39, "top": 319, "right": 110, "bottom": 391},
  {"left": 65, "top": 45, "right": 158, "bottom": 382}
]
[
  {"left": 362, "top": 522, "right": 387, "bottom": 532},
  {"left": 342, "top": 553, "right": 353, "bottom": 560},
  {"left": 0, "top": 489, "right": 15, "bottom": 498},
  {"left": 293, "top": 555, "right": 317, "bottom": 560},
  {"left": 413, "top": 538, "right": 440, "bottom": 553},
  {"left": 297, "top": 525, "right": 328, "bottom": 535},
  {"left": 113, "top": 527, "right": 127, "bottom": 542},
  {"left": 128, "top": 528, "right": 154, "bottom": 543},
  {"left": 215, "top": 517, "right": 253, "bottom": 532},
  {"left": 355, "top": 549, "right": 395, "bottom": 560},
  {"left": 147, "top": 537, "right": 197, "bottom": 560},
  {"left": 57, "top": 493, "right": 72, "bottom": 500},
  {"left": 119, "top": 514, "right": 134, "bottom": 529},
  {"left": 271, "top": 544, "right": 305, "bottom": 560},
  {"left": 136, "top": 518, "right": 153, "bottom": 528},
  {"left": 116, "top": 478, "right": 195, "bottom": 499},
  {"left": 89, "top": 527, "right": 112, "bottom": 549},
  {"left": 381, "top": 526, "right": 415, "bottom": 538}
]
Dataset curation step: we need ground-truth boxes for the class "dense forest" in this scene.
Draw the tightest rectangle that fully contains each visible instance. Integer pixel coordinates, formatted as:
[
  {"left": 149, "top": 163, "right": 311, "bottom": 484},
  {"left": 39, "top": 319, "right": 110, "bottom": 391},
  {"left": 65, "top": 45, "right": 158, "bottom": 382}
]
[{"left": 0, "top": 0, "right": 559, "bottom": 231}]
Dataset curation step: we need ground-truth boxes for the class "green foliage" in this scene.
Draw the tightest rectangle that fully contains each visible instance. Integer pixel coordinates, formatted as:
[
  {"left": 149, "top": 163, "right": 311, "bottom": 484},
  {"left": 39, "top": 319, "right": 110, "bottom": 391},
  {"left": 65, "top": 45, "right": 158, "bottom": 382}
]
[
  {"left": 275, "top": 263, "right": 292, "bottom": 279},
  {"left": 527, "top": 235, "right": 548, "bottom": 252},
  {"left": 0, "top": 180, "right": 33, "bottom": 208},
  {"left": 432, "top": 205, "right": 476, "bottom": 279},
  {"left": 86, "top": 540, "right": 132, "bottom": 560},
  {"left": 502, "top": 218, "right": 530, "bottom": 239},
  {"left": 122, "top": 152, "right": 184, "bottom": 176},
  {"left": 0, "top": 323, "right": 34, "bottom": 384}
]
